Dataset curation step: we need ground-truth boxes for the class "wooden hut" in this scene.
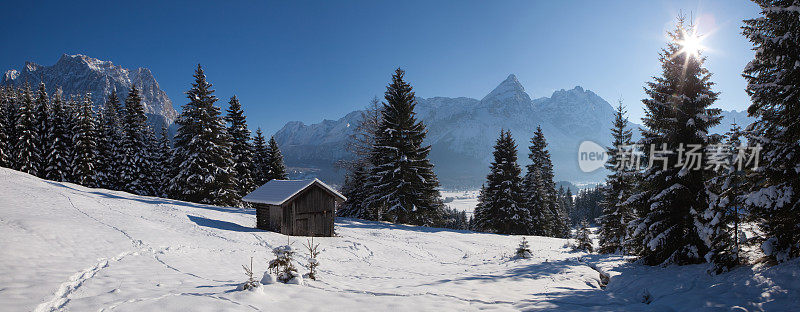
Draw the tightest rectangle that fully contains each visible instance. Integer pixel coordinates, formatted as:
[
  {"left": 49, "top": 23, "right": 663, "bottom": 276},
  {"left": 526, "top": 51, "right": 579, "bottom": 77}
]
[{"left": 242, "top": 179, "right": 346, "bottom": 237}]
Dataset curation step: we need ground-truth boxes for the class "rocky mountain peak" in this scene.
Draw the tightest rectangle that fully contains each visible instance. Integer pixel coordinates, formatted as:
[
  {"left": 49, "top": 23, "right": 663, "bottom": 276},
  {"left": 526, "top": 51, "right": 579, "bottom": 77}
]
[{"left": 481, "top": 74, "right": 532, "bottom": 107}]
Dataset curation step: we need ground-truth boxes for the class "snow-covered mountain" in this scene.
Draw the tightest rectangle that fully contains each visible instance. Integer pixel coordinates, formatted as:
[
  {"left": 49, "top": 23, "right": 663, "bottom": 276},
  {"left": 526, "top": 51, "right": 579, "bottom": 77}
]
[
  {"left": 2, "top": 54, "right": 177, "bottom": 130},
  {"left": 275, "top": 74, "right": 635, "bottom": 187}
]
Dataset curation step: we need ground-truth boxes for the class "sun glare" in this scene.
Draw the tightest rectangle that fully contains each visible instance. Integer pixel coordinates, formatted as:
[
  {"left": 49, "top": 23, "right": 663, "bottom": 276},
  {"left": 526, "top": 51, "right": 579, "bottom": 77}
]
[{"left": 678, "top": 29, "right": 705, "bottom": 58}]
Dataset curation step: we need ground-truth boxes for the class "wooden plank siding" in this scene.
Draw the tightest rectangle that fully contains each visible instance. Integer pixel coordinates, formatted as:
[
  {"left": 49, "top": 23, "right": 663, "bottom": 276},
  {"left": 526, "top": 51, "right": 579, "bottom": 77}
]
[{"left": 253, "top": 182, "right": 341, "bottom": 237}]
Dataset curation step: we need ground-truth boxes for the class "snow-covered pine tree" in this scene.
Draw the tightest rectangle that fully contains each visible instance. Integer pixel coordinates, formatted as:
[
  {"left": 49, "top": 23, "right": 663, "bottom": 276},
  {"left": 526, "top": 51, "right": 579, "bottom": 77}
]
[
  {"left": 575, "top": 219, "right": 594, "bottom": 253},
  {"left": 119, "top": 85, "right": 152, "bottom": 195},
  {"left": 523, "top": 126, "right": 569, "bottom": 237},
  {"left": 702, "top": 123, "right": 746, "bottom": 274},
  {"left": 598, "top": 100, "right": 636, "bottom": 254},
  {"left": 151, "top": 126, "right": 173, "bottom": 197},
  {"left": 42, "top": 89, "right": 71, "bottom": 182},
  {"left": 631, "top": 16, "right": 722, "bottom": 266},
  {"left": 0, "top": 86, "right": 11, "bottom": 167},
  {"left": 169, "top": 65, "right": 238, "bottom": 206},
  {"left": 15, "top": 83, "right": 40, "bottom": 176},
  {"left": 3, "top": 86, "right": 20, "bottom": 168},
  {"left": 34, "top": 82, "right": 50, "bottom": 176},
  {"left": 141, "top": 127, "right": 161, "bottom": 196},
  {"left": 225, "top": 95, "right": 255, "bottom": 196},
  {"left": 366, "top": 68, "right": 443, "bottom": 226},
  {"left": 338, "top": 164, "right": 374, "bottom": 219},
  {"left": 252, "top": 128, "right": 269, "bottom": 187},
  {"left": 96, "top": 90, "right": 125, "bottom": 190},
  {"left": 515, "top": 237, "right": 533, "bottom": 259},
  {"left": 265, "top": 136, "right": 287, "bottom": 181},
  {"left": 473, "top": 130, "right": 530, "bottom": 234},
  {"left": 742, "top": 0, "right": 800, "bottom": 262},
  {"left": 70, "top": 93, "right": 98, "bottom": 187}
]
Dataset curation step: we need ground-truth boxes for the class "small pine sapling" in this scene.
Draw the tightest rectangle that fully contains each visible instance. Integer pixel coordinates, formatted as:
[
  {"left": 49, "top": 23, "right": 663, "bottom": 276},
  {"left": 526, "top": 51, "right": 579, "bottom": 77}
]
[
  {"left": 240, "top": 257, "right": 261, "bottom": 290},
  {"left": 574, "top": 219, "right": 594, "bottom": 252},
  {"left": 268, "top": 238, "right": 298, "bottom": 283},
  {"left": 515, "top": 237, "right": 533, "bottom": 259},
  {"left": 303, "top": 237, "right": 321, "bottom": 280}
]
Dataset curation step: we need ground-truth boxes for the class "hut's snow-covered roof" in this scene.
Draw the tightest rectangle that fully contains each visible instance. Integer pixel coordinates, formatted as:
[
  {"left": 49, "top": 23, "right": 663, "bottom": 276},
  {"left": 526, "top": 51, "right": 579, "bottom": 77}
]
[{"left": 242, "top": 179, "right": 346, "bottom": 205}]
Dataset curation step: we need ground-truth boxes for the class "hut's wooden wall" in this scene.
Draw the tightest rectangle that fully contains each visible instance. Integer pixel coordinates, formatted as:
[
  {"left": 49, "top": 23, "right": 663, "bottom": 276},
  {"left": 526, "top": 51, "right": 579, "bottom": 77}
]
[{"left": 255, "top": 183, "right": 339, "bottom": 237}]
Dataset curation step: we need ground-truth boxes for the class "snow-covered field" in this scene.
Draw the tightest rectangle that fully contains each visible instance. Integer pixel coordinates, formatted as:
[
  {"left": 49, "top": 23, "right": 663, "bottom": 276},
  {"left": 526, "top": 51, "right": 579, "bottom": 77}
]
[
  {"left": 442, "top": 190, "right": 480, "bottom": 217},
  {"left": 1, "top": 168, "right": 798, "bottom": 311}
]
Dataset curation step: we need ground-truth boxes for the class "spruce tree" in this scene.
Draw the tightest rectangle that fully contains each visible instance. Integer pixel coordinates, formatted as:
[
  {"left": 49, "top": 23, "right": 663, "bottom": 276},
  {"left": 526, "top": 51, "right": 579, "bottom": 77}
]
[
  {"left": 742, "top": 0, "right": 800, "bottom": 262},
  {"left": 703, "top": 124, "right": 746, "bottom": 274},
  {"left": 71, "top": 93, "right": 98, "bottom": 187},
  {"left": 15, "top": 83, "right": 39, "bottom": 175},
  {"left": 34, "top": 82, "right": 50, "bottom": 176},
  {"left": 0, "top": 87, "right": 10, "bottom": 167},
  {"left": 523, "top": 126, "right": 569, "bottom": 237},
  {"left": 225, "top": 95, "right": 256, "bottom": 195},
  {"left": 96, "top": 90, "right": 125, "bottom": 189},
  {"left": 151, "top": 126, "right": 173, "bottom": 197},
  {"left": 473, "top": 130, "right": 530, "bottom": 234},
  {"left": 3, "top": 87, "right": 20, "bottom": 168},
  {"left": 630, "top": 17, "right": 722, "bottom": 266},
  {"left": 598, "top": 100, "right": 636, "bottom": 253},
  {"left": 42, "top": 89, "right": 71, "bottom": 182},
  {"left": 339, "top": 98, "right": 382, "bottom": 220},
  {"left": 366, "top": 68, "right": 443, "bottom": 226},
  {"left": 119, "top": 85, "right": 151, "bottom": 195},
  {"left": 575, "top": 219, "right": 594, "bottom": 253},
  {"left": 169, "top": 65, "right": 238, "bottom": 206},
  {"left": 252, "top": 128, "right": 269, "bottom": 186},
  {"left": 266, "top": 136, "right": 287, "bottom": 181},
  {"left": 338, "top": 165, "right": 373, "bottom": 219}
]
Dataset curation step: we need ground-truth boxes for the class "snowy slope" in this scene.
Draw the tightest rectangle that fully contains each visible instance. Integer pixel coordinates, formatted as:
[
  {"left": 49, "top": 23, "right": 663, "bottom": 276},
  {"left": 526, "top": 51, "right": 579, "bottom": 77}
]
[{"left": 1, "top": 168, "right": 797, "bottom": 311}]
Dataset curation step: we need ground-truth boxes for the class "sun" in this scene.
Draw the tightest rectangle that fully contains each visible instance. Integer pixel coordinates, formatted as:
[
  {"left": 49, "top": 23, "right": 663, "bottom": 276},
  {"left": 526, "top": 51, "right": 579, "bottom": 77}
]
[{"left": 677, "top": 28, "right": 705, "bottom": 58}]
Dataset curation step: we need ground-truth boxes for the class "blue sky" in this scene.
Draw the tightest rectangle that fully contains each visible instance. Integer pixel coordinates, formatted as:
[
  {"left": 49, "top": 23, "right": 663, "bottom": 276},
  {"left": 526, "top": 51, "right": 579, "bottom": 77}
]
[{"left": 1, "top": 0, "right": 760, "bottom": 135}]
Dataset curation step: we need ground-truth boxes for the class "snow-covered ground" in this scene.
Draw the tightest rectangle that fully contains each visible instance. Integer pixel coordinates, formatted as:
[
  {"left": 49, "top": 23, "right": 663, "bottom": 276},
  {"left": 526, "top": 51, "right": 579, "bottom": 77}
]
[
  {"left": 1, "top": 168, "right": 798, "bottom": 311},
  {"left": 442, "top": 190, "right": 479, "bottom": 217}
]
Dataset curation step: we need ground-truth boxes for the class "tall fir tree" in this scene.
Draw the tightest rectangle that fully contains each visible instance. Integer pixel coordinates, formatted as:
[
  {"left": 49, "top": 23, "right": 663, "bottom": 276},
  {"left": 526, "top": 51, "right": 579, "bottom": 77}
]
[
  {"left": 523, "top": 126, "right": 569, "bottom": 237},
  {"left": 119, "top": 85, "right": 152, "bottom": 194},
  {"left": 15, "top": 83, "right": 40, "bottom": 175},
  {"left": 252, "top": 128, "right": 269, "bottom": 186},
  {"left": 703, "top": 124, "right": 746, "bottom": 274},
  {"left": 225, "top": 95, "right": 256, "bottom": 196},
  {"left": 742, "top": 0, "right": 800, "bottom": 262},
  {"left": 169, "top": 65, "right": 238, "bottom": 206},
  {"left": 629, "top": 17, "right": 722, "bottom": 266},
  {"left": 3, "top": 87, "right": 20, "bottom": 168},
  {"left": 96, "top": 90, "right": 125, "bottom": 189},
  {"left": 366, "top": 68, "right": 443, "bottom": 226},
  {"left": 0, "top": 87, "right": 11, "bottom": 167},
  {"left": 265, "top": 136, "right": 287, "bottom": 181},
  {"left": 34, "top": 82, "right": 50, "bottom": 176},
  {"left": 473, "top": 130, "right": 531, "bottom": 234},
  {"left": 151, "top": 126, "right": 173, "bottom": 197},
  {"left": 598, "top": 100, "right": 637, "bottom": 253},
  {"left": 71, "top": 93, "right": 98, "bottom": 187},
  {"left": 42, "top": 89, "right": 71, "bottom": 182}
]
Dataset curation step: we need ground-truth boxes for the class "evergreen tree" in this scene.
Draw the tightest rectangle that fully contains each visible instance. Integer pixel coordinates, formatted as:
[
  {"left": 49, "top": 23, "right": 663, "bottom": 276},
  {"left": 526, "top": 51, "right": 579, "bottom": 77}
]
[
  {"left": 630, "top": 17, "right": 722, "bottom": 266},
  {"left": 523, "top": 126, "right": 569, "bottom": 237},
  {"left": 742, "top": 0, "right": 800, "bottom": 262},
  {"left": 169, "top": 65, "right": 238, "bottom": 206},
  {"left": 473, "top": 130, "right": 530, "bottom": 234},
  {"left": 265, "top": 136, "right": 287, "bottom": 181},
  {"left": 0, "top": 87, "right": 11, "bottom": 167},
  {"left": 575, "top": 219, "right": 594, "bottom": 253},
  {"left": 96, "top": 90, "right": 125, "bottom": 189},
  {"left": 366, "top": 68, "right": 443, "bottom": 226},
  {"left": 42, "top": 89, "right": 71, "bottom": 182},
  {"left": 703, "top": 124, "right": 746, "bottom": 274},
  {"left": 338, "top": 164, "right": 374, "bottom": 219},
  {"left": 71, "top": 93, "right": 98, "bottom": 186},
  {"left": 151, "top": 126, "right": 173, "bottom": 197},
  {"left": 225, "top": 95, "right": 256, "bottom": 195},
  {"left": 599, "top": 100, "right": 637, "bottom": 253},
  {"left": 119, "top": 85, "right": 152, "bottom": 195},
  {"left": 3, "top": 86, "right": 20, "bottom": 168},
  {"left": 34, "top": 82, "right": 50, "bottom": 176},
  {"left": 15, "top": 83, "right": 39, "bottom": 175},
  {"left": 252, "top": 128, "right": 269, "bottom": 186}
]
